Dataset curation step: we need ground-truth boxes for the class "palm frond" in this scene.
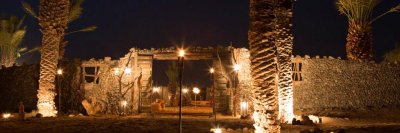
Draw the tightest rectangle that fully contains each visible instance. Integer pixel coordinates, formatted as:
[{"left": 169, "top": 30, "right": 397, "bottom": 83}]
[
  {"left": 68, "top": 0, "right": 85, "bottom": 22},
  {"left": 371, "top": 4, "right": 400, "bottom": 23},
  {"left": 65, "top": 25, "right": 97, "bottom": 35},
  {"left": 18, "top": 46, "right": 40, "bottom": 57},
  {"left": 21, "top": 1, "right": 38, "bottom": 19}
]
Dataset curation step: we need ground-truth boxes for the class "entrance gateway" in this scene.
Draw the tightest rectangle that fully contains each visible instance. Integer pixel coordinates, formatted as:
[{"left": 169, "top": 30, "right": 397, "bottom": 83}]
[{"left": 81, "top": 46, "right": 251, "bottom": 114}]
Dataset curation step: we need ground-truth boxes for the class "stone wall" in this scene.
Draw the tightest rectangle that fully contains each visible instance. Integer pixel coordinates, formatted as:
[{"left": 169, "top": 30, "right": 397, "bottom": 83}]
[
  {"left": 0, "top": 60, "right": 84, "bottom": 114},
  {"left": 293, "top": 56, "right": 400, "bottom": 117}
]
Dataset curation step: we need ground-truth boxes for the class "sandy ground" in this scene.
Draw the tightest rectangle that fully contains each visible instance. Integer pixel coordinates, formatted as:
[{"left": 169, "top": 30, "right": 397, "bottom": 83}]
[
  {"left": 0, "top": 114, "right": 253, "bottom": 133},
  {"left": 1, "top": 114, "right": 400, "bottom": 133}
]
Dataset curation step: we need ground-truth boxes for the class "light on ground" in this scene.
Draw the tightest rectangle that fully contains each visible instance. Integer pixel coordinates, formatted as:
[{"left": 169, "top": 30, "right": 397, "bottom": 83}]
[{"left": 2, "top": 113, "right": 11, "bottom": 119}]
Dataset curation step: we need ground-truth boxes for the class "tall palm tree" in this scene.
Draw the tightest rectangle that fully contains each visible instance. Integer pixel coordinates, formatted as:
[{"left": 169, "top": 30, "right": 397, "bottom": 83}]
[
  {"left": 0, "top": 16, "right": 39, "bottom": 67},
  {"left": 22, "top": 0, "right": 96, "bottom": 59},
  {"left": 249, "top": 0, "right": 279, "bottom": 132},
  {"left": 36, "top": 0, "right": 69, "bottom": 117},
  {"left": 337, "top": 0, "right": 400, "bottom": 61},
  {"left": 275, "top": 0, "right": 295, "bottom": 124}
]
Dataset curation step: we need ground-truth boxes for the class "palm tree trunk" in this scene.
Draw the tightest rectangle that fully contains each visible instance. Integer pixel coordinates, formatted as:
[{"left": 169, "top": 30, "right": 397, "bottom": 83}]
[
  {"left": 37, "top": 0, "right": 69, "bottom": 117},
  {"left": 346, "top": 20, "right": 373, "bottom": 61},
  {"left": 249, "top": 0, "right": 279, "bottom": 132},
  {"left": 275, "top": 0, "right": 295, "bottom": 123}
]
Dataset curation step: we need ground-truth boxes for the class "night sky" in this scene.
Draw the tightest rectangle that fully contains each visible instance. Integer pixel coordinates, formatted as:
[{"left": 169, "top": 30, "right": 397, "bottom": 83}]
[{"left": 1, "top": 0, "right": 399, "bottom": 86}]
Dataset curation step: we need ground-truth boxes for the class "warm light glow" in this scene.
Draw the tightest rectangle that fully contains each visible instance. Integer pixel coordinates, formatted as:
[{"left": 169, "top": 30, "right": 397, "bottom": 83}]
[
  {"left": 308, "top": 115, "right": 320, "bottom": 124},
  {"left": 121, "top": 101, "right": 127, "bottom": 107},
  {"left": 209, "top": 68, "right": 215, "bottom": 73},
  {"left": 2, "top": 113, "right": 11, "bottom": 119},
  {"left": 153, "top": 87, "right": 160, "bottom": 93},
  {"left": 211, "top": 127, "right": 222, "bottom": 133},
  {"left": 240, "top": 101, "right": 248, "bottom": 115},
  {"left": 233, "top": 64, "right": 240, "bottom": 72},
  {"left": 193, "top": 87, "right": 200, "bottom": 94},
  {"left": 114, "top": 68, "right": 120, "bottom": 76},
  {"left": 182, "top": 88, "right": 189, "bottom": 93},
  {"left": 124, "top": 67, "right": 132, "bottom": 75},
  {"left": 179, "top": 50, "right": 185, "bottom": 57},
  {"left": 37, "top": 100, "right": 57, "bottom": 117},
  {"left": 57, "top": 69, "right": 63, "bottom": 75}
]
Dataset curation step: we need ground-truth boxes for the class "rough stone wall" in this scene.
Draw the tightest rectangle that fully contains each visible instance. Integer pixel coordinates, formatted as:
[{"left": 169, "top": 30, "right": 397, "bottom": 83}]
[
  {"left": 81, "top": 48, "right": 143, "bottom": 114},
  {"left": 233, "top": 48, "right": 253, "bottom": 113},
  {"left": 293, "top": 55, "right": 400, "bottom": 117},
  {"left": 0, "top": 65, "right": 39, "bottom": 112},
  {"left": 0, "top": 60, "right": 84, "bottom": 114}
]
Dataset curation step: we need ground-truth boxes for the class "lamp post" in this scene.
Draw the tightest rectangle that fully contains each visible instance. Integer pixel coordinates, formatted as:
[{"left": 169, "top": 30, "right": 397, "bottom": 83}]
[
  {"left": 57, "top": 69, "right": 63, "bottom": 115},
  {"left": 193, "top": 87, "right": 200, "bottom": 108},
  {"left": 209, "top": 67, "right": 217, "bottom": 124},
  {"left": 178, "top": 49, "right": 185, "bottom": 133},
  {"left": 233, "top": 64, "right": 240, "bottom": 117}
]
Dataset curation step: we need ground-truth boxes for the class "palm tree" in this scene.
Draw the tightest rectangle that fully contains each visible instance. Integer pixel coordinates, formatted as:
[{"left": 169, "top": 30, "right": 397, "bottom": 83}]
[
  {"left": 0, "top": 16, "right": 39, "bottom": 67},
  {"left": 36, "top": 0, "right": 70, "bottom": 117},
  {"left": 249, "top": 0, "right": 280, "bottom": 132},
  {"left": 337, "top": 0, "right": 400, "bottom": 61},
  {"left": 22, "top": 0, "right": 96, "bottom": 59},
  {"left": 275, "top": 0, "right": 295, "bottom": 124}
]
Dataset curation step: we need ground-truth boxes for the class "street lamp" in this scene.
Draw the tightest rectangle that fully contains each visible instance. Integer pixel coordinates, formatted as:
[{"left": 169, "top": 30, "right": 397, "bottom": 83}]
[
  {"left": 178, "top": 49, "right": 185, "bottom": 133},
  {"left": 209, "top": 67, "right": 217, "bottom": 125},
  {"left": 57, "top": 68, "right": 63, "bottom": 115},
  {"left": 193, "top": 87, "right": 200, "bottom": 108}
]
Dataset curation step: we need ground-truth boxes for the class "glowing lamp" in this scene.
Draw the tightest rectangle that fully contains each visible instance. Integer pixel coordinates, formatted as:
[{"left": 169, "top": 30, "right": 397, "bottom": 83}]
[
  {"left": 182, "top": 88, "right": 189, "bottom": 93},
  {"left": 179, "top": 50, "right": 185, "bottom": 57},
  {"left": 57, "top": 69, "right": 63, "bottom": 75},
  {"left": 233, "top": 64, "right": 240, "bottom": 72},
  {"left": 121, "top": 101, "right": 127, "bottom": 107},
  {"left": 153, "top": 87, "right": 160, "bottom": 93},
  {"left": 124, "top": 67, "right": 132, "bottom": 75},
  {"left": 211, "top": 127, "right": 222, "bottom": 133},
  {"left": 209, "top": 68, "right": 215, "bottom": 73},
  {"left": 240, "top": 101, "right": 248, "bottom": 116},
  {"left": 193, "top": 87, "right": 200, "bottom": 94}
]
